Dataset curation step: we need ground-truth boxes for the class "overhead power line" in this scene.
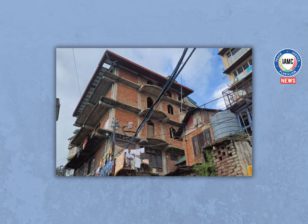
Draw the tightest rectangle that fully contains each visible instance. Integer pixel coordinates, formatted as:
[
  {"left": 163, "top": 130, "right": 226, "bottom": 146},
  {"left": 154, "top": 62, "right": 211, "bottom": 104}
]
[
  {"left": 72, "top": 48, "right": 82, "bottom": 97},
  {"left": 124, "top": 48, "right": 196, "bottom": 149}
]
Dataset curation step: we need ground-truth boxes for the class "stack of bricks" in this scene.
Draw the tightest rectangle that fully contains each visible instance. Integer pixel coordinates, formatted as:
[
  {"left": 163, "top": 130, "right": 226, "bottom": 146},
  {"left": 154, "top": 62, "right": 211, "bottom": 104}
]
[{"left": 212, "top": 140, "right": 245, "bottom": 176}]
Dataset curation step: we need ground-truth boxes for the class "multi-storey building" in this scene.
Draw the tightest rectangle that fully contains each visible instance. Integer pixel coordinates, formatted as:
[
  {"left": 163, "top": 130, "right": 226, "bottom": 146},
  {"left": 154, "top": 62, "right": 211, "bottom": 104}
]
[
  {"left": 65, "top": 50, "right": 196, "bottom": 176},
  {"left": 218, "top": 48, "right": 253, "bottom": 136},
  {"left": 169, "top": 48, "right": 254, "bottom": 176}
]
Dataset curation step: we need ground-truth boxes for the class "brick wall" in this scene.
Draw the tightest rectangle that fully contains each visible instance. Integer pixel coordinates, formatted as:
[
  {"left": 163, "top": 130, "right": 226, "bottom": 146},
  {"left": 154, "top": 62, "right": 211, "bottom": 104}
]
[
  {"left": 166, "top": 151, "right": 183, "bottom": 173},
  {"left": 160, "top": 101, "right": 181, "bottom": 123},
  {"left": 164, "top": 123, "right": 183, "bottom": 149},
  {"left": 115, "top": 108, "right": 139, "bottom": 134},
  {"left": 182, "top": 111, "right": 217, "bottom": 166},
  {"left": 116, "top": 83, "right": 138, "bottom": 108},
  {"left": 140, "top": 119, "right": 163, "bottom": 140},
  {"left": 212, "top": 140, "right": 252, "bottom": 176},
  {"left": 118, "top": 68, "right": 138, "bottom": 83},
  {"left": 184, "top": 124, "right": 214, "bottom": 166}
]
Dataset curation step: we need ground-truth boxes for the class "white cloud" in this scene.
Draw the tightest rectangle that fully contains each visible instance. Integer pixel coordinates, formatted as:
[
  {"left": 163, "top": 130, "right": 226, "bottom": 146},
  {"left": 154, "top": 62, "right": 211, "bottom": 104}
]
[
  {"left": 112, "top": 48, "right": 183, "bottom": 75},
  {"left": 179, "top": 49, "right": 214, "bottom": 99},
  {"left": 112, "top": 48, "right": 216, "bottom": 103},
  {"left": 211, "top": 83, "right": 229, "bottom": 110}
]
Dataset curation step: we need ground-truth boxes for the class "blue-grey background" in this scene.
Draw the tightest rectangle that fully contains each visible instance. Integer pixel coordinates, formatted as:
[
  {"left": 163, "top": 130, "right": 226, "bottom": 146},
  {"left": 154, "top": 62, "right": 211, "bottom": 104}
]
[{"left": 1, "top": 0, "right": 307, "bottom": 223}]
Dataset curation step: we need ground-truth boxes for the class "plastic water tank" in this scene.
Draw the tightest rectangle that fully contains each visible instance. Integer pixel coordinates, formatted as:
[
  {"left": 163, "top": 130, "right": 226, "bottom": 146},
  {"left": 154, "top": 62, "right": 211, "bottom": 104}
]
[{"left": 210, "top": 110, "right": 243, "bottom": 141}]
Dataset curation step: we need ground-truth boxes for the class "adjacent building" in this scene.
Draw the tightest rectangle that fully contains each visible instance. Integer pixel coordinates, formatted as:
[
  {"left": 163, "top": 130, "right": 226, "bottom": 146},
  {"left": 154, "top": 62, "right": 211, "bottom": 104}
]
[
  {"left": 212, "top": 48, "right": 253, "bottom": 175},
  {"left": 175, "top": 108, "right": 252, "bottom": 176},
  {"left": 218, "top": 48, "right": 253, "bottom": 136},
  {"left": 176, "top": 108, "right": 219, "bottom": 166},
  {"left": 209, "top": 110, "right": 252, "bottom": 176},
  {"left": 65, "top": 50, "right": 196, "bottom": 176},
  {"left": 171, "top": 48, "right": 253, "bottom": 176}
]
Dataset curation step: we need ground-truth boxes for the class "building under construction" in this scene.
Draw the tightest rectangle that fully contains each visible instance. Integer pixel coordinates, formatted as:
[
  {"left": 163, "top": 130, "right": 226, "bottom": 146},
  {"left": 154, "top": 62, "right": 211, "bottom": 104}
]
[
  {"left": 64, "top": 48, "right": 253, "bottom": 176},
  {"left": 65, "top": 50, "right": 197, "bottom": 176}
]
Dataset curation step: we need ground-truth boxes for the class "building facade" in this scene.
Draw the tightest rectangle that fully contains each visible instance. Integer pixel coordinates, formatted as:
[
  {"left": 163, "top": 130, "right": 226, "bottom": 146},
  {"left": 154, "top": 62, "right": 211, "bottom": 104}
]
[
  {"left": 176, "top": 108, "right": 252, "bottom": 176},
  {"left": 218, "top": 48, "right": 253, "bottom": 136},
  {"left": 65, "top": 50, "right": 196, "bottom": 176},
  {"left": 209, "top": 110, "right": 252, "bottom": 176},
  {"left": 214, "top": 48, "right": 253, "bottom": 175},
  {"left": 176, "top": 108, "right": 219, "bottom": 166}
]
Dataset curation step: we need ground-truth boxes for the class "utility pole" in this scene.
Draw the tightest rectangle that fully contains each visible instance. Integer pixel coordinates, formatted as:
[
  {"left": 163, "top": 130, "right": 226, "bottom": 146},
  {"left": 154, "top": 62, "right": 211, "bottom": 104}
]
[{"left": 111, "top": 118, "right": 119, "bottom": 160}]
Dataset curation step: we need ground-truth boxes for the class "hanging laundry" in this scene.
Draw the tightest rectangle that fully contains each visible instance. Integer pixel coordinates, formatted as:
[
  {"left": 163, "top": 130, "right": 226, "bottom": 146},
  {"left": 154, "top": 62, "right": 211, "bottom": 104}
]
[
  {"left": 124, "top": 150, "right": 135, "bottom": 169},
  {"left": 137, "top": 147, "right": 145, "bottom": 154},
  {"left": 123, "top": 148, "right": 145, "bottom": 170},
  {"left": 100, "top": 160, "right": 114, "bottom": 176},
  {"left": 134, "top": 157, "right": 141, "bottom": 168}
]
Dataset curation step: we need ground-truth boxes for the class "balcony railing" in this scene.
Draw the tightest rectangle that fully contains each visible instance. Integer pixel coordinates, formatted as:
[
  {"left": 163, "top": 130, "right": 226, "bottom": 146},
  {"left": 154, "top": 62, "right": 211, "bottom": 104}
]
[
  {"left": 233, "top": 65, "right": 252, "bottom": 84},
  {"left": 227, "top": 48, "right": 250, "bottom": 68},
  {"left": 223, "top": 78, "right": 252, "bottom": 109}
]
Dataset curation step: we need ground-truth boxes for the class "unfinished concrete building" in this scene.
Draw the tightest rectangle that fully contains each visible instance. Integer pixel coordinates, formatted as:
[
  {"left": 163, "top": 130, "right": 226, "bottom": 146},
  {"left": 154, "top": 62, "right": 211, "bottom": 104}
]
[{"left": 65, "top": 50, "right": 196, "bottom": 176}]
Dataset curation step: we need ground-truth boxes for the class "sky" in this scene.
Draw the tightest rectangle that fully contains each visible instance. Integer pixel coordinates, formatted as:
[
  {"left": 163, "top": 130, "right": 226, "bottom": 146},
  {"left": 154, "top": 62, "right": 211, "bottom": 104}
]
[{"left": 56, "top": 48, "right": 229, "bottom": 166}]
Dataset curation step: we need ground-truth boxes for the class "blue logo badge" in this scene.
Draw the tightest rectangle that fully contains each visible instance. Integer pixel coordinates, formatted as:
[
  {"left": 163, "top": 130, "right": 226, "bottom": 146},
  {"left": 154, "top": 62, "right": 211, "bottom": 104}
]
[{"left": 274, "top": 49, "right": 301, "bottom": 77}]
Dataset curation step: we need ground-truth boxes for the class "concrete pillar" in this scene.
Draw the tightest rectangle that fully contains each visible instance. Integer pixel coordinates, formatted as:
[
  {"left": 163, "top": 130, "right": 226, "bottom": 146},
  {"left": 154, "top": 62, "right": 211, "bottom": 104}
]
[{"left": 162, "top": 150, "right": 167, "bottom": 175}]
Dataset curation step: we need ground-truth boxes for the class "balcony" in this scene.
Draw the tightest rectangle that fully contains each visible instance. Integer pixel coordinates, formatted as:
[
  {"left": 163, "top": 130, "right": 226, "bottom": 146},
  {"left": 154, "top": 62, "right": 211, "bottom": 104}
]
[
  {"left": 139, "top": 108, "right": 168, "bottom": 121},
  {"left": 70, "top": 127, "right": 92, "bottom": 147},
  {"left": 223, "top": 76, "right": 252, "bottom": 110},
  {"left": 66, "top": 135, "right": 103, "bottom": 169},
  {"left": 139, "top": 84, "right": 162, "bottom": 96},
  {"left": 232, "top": 65, "right": 252, "bottom": 85},
  {"left": 74, "top": 104, "right": 94, "bottom": 127},
  {"left": 227, "top": 48, "right": 250, "bottom": 67},
  {"left": 83, "top": 100, "right": 112, "bottom": 128},
  {"left": 140, "top": 138, "right": 168, "bottom": 147},
  {"left": 223, "top": 48, "right": 252, "bottom": 75},
  {"left": 88, "top": 76, "right": 114, "bottom": 105}
]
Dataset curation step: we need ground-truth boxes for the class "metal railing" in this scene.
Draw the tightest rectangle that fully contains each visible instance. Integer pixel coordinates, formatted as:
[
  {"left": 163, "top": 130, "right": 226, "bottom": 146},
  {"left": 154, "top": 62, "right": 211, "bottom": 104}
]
[
  {"left": 232, "top": 65, "right": 252, "bottom": 84},
  {"left": 223, "top": 81, "right": 252, "bottom": 109}
]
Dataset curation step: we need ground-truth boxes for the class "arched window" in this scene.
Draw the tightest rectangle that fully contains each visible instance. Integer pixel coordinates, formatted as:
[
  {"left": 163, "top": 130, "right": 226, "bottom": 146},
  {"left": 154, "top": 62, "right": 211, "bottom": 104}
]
[
  {"left": 147, "top": 97, "right": 153, "bottom": 108},
  {"left": 167, "top": 104, "right": 174, "bottom": 115},
  {"left": 169, "top": 127, "right": 176, "bottom": 138},
  {"left": 147, "top": 120, "right": 154, "bottom": 138}
]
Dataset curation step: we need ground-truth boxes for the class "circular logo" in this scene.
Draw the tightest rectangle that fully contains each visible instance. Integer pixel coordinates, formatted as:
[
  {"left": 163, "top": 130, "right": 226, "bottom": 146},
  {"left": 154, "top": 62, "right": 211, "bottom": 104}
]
[{"left": 274, "top": 49, "right": 301, "bottom": 76}]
